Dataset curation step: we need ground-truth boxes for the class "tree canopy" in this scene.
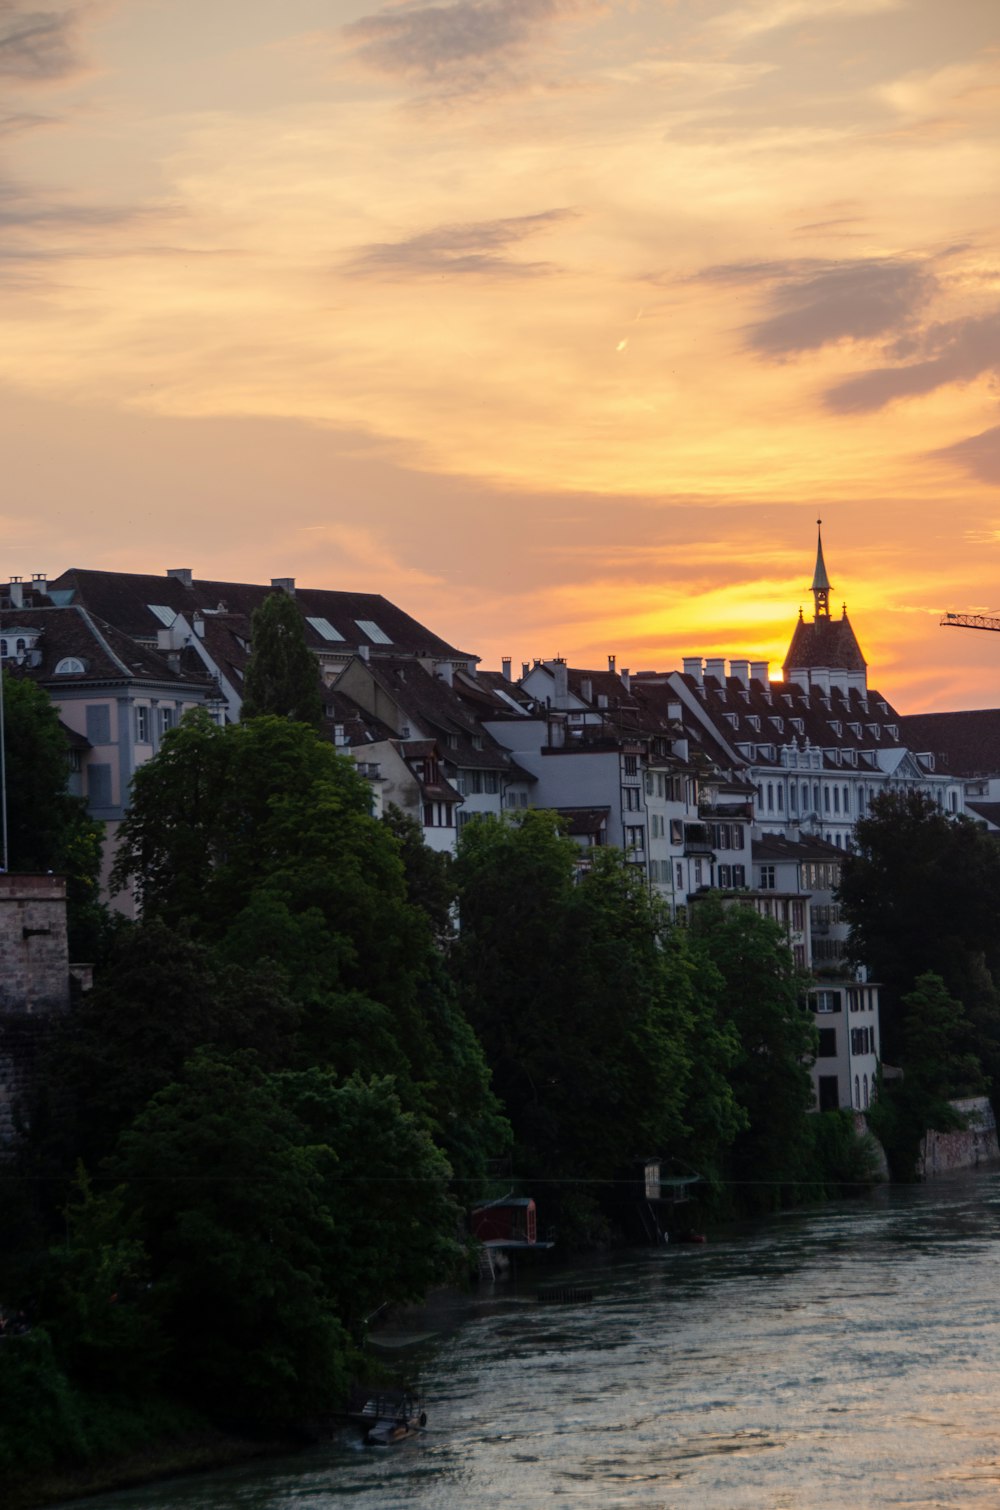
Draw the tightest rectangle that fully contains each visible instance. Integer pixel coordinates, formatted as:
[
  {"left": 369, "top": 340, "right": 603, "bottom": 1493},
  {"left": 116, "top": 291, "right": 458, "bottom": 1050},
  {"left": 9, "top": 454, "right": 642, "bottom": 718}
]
[
  {"left": 240, "top": 590, "right": 323, "bottom": 727},
  {"left": 837, "top": 790, "right": 1000, "bottom": 1062},
  {"left": 1, "top": 669, "right": 106, "bottom": 955}
]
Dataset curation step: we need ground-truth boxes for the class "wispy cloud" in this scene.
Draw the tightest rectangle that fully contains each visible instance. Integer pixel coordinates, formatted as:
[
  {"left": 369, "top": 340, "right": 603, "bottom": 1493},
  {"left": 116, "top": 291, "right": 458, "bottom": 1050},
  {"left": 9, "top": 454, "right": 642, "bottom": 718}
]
[
  {"left": 931, "top": 425, "right": 1000, "bottom": 486},
  {"left": 0, "top": 2, "right": 87, "bottom": 83},
  {"left": 341, "top": 0, "right": 595, "bottom": 88},
  {"left": 698, "top": 257, "right": 935, "bottom": 356},
  {"left": 826, "top": 309, "right": 1000, "bottom": 412},
  {"left": 344, "top": 208, "right": 575, "bottom": 278}
]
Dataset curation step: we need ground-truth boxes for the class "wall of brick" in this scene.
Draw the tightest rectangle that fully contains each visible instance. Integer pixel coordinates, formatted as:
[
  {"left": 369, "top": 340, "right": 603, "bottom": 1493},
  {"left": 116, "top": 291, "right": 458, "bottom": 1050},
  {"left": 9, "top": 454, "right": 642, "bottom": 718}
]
[
  {"left": 0, "top": 1016, "right": 56, "bottom": 1151},
  {"left": 919, "top": 1096, "right": 1000, "bottom": 1178},
  {"left": 0, "top": 874, "right": 70, "bottom": 1014},
  {"left": 0, "top": 875, "right": 71, "bottom": 1150}
]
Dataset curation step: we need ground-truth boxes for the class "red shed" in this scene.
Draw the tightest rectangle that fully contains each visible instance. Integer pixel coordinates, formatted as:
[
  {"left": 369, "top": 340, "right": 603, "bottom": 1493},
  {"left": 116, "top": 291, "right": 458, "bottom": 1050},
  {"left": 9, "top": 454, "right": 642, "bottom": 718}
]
[{"left": 471, "top": 1195, "right": 538, "bottom": 1247}]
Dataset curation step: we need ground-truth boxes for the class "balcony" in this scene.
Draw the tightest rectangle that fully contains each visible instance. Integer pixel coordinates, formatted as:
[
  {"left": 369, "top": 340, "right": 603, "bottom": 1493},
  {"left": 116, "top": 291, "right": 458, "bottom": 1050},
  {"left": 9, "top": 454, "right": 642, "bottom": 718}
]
[{"left": 682, "top": 823, "right": 715, "bottom": 856}]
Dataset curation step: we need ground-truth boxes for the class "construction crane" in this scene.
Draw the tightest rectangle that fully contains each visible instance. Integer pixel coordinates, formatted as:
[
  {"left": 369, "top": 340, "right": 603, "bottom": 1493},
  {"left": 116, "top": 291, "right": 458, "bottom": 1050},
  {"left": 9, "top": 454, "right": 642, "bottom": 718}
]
[{"left": 941, "top": 611, "right": 1000, "bottom": 633}]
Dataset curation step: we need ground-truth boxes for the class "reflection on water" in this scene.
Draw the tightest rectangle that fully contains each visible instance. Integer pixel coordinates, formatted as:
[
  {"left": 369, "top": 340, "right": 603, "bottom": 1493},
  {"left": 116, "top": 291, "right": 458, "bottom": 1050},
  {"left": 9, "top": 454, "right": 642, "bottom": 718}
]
[{"left": 53, "top": 1172, "right": 1000, "bottom": 1509}]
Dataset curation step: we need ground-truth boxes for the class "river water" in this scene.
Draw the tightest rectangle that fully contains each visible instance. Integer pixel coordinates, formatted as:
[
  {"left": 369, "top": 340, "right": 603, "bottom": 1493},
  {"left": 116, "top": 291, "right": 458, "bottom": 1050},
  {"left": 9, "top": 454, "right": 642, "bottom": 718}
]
[{"left": 56, "top": 1172, "right": 1000, "bottom": 1509}]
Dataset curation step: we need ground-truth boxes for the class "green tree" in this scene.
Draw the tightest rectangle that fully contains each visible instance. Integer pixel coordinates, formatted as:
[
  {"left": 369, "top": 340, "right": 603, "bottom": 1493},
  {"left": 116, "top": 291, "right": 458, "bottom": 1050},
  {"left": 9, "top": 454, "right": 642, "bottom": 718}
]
[
  {"left": 869, "top": 973, "right": 986, "bottom": 1178},
  {"left": 108, "top": 1051, "right": 355, "bottom": 1424},
  {"left": 453, "top": 814, "right": 737, "bottom": 1236},
  {"left": 838, "top": 791, "right": 1000, "bottom": 1062},
  {"left": 690, "top": 897, "right": 817, "bottom": 1209},
  {"left": 109, "top": 712, "right": 507, "bottom": 1188},
  {"left": 33, "top": 922, "right": 301, "bottom": 1175},
  {"left": 1, "top": 669, "right": 106, "bottom": 956},
  {"left": 241, "top": 590, "right": 323, "bottom": 727}
]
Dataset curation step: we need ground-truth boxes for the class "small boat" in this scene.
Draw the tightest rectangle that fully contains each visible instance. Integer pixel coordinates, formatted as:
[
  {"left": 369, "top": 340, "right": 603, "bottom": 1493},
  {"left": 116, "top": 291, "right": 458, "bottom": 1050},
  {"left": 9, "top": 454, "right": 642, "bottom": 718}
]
[{"left": 346, "top": 1386, "right": 426, "bottom": 1446}]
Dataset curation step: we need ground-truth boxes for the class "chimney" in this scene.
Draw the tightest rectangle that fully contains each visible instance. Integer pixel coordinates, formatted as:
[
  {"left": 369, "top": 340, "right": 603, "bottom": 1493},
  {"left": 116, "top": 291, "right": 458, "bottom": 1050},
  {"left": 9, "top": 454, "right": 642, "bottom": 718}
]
[
  {"left": 730, "top": 658, "right": 750, "bottom": 688},
  {"left": 502, "top": 656, "right": 512, "bottom": 681},
  {"left": 8, "top": 575, "right": 23, "bottom": 608},
  {"left": 522, "top": 662, "right": 530, "bottom": 680},
  {"left": 271, "top": 577, "right": 295, "bottom": 595},
  {"left": 436, "top": 660, "right": 454, "bottom": 687},
  {"left": 608, "top": 654, "right": 616, "bottom": 673},
  {"left": 620, "top": 667, "right": 631, "bottom": 692},
  {"left": 31, "top": 572, "right": 47, "bottom": 595},
  {"left": 167, "top": 568, "right": 193, "bottom": 588},
  {"left": 682, "top": 656, "right": 703, "bottom": 685},
  {"left": 553, "top": 658, "right": 570, "bottom": 708},
  {"left": 580, "top": 677, "right": 593, "bottom": 703},
  {"left": 358, "top": 643, "right": 370, "bottom": 661},
  {"left": 749, "top": 660, "right": 770, "bottom": 687},
  {"left": 704, "top": 657, "right": 725, "bottom": 685}
]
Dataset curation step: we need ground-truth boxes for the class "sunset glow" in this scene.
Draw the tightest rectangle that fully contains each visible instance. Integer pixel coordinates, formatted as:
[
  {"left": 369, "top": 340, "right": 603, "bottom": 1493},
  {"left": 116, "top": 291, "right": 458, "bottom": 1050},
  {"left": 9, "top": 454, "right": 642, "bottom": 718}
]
[{"left": 2, "top": 0, "right": 999, "bottom": 709}]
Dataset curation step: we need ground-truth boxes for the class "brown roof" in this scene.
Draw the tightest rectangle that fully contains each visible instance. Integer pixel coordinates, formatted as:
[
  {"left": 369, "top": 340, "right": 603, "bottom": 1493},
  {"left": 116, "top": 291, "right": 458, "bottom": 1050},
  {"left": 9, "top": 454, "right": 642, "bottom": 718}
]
[
  {"left": 1, "top": 605, "right": 215, "bottom": 691},
  {"left": 898, "top": 709, "right": 1000, "bottom": 777},
  {"left": 45, "top": 568, "right": 474, "bottom": 662},
  {"left": 784, "top": 611, "right": 867, "bottom": 674}
]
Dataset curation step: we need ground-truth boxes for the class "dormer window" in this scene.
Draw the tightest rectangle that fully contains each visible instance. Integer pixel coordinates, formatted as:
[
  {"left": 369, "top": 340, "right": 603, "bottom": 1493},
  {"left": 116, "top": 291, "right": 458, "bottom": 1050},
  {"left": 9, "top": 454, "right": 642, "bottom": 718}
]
[
  {"left": 54, "top": 657, "right": 86, "bottom": 675},
  {"left": 849, "top": 722, "right": 862, "bottom": 737},
  {"left": 830, "top": 720, "right": 842, "bottom": 737},
  {"left": 887, "top": 724, "right": 899, "bottom": 741},
  {"left": 791, "top": 718, "right": 804, "bottom": 735},
  {"left": 769, "top": 716, "right": 784, "bottom": 734},
  {"left": 748, "top": 715, "right": 760, "bottom": 732}
]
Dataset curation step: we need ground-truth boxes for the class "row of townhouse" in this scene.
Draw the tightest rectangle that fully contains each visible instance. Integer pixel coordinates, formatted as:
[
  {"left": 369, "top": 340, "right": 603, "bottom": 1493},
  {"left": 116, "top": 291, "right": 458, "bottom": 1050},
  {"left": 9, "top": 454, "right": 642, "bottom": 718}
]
[{"left": 2, "top": 529, "right": 997, "bottom": 1115}]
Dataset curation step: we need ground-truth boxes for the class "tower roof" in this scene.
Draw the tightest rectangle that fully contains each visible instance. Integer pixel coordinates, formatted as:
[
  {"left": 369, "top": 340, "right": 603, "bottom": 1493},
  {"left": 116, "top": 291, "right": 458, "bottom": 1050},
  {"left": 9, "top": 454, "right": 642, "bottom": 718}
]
[
  {"left": 811, "top": 519, "right": 831, "bottom": 595},
  {"left": 784, "top": 609, "right": 867, "bottom": 674}
]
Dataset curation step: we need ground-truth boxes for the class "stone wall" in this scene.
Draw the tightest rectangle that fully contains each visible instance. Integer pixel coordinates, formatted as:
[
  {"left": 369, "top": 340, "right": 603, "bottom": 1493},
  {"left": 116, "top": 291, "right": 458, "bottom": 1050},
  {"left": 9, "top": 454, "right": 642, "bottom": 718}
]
[
  {"left": 0, "top": 1016, "right": 56, "bottom": 1151},
  {"left": 0, "top": 873, "right": 70, "bottom": 1014},
  {"left": 919, "top": 1096, "right": 1000, "bottom": 1178},
  {"left": 0, "top": 874, "right": 71, "bottom": 1150}
]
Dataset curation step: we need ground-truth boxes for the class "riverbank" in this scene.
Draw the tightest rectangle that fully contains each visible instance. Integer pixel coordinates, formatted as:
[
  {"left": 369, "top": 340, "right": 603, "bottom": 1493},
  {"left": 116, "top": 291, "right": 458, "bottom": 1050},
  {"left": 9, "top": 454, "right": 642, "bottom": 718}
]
[{"left": 9, "top": 1428, "right": 295, "bottom": 1510}]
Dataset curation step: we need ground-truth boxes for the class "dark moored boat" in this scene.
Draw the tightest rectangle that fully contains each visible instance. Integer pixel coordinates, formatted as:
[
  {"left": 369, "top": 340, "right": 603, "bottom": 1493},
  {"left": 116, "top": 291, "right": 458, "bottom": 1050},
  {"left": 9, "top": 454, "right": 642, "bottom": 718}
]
[{"left": 346, "top": 1386, "right": 426, "bottom": 1445}]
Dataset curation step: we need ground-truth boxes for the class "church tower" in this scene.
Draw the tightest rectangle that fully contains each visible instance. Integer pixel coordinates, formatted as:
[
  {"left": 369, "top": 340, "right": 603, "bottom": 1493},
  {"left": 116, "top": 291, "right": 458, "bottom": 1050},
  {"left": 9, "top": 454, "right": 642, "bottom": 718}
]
[{"left": 783, "top": 521, "right": 868, "bottom": 694}]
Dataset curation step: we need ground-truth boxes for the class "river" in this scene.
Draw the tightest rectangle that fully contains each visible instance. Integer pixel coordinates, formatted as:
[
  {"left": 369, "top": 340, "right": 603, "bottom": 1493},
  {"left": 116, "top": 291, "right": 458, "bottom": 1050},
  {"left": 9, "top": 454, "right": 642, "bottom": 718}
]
[{"left": 54, "top": 1171, "right": 1000, "bottom": 1509}]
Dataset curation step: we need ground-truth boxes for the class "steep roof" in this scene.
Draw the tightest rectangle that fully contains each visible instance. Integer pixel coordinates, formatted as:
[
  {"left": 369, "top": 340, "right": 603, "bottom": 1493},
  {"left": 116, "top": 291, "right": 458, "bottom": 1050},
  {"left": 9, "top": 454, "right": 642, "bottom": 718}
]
[
  {"left": 784, "top": 610, "right": 867, "bottom": 674},
  {"left": 0, "top": 605, "right": 215, "bottom": 691},
  {"left": 45, "top": 568, "right": 474, "bottom": 663},
  {"left": 898, "top": 708, "right": 1000, "bottom": 777}
]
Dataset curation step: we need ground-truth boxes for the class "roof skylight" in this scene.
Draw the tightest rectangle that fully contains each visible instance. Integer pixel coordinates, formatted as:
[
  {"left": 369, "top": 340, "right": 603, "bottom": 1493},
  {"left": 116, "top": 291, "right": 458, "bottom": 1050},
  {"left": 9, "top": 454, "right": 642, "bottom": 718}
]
[
  {"left": 306, "top": 616, "right": 345, "bottom": 642},
  {"left": 355, "top": 619, "right": 391, "bottom": 644}
]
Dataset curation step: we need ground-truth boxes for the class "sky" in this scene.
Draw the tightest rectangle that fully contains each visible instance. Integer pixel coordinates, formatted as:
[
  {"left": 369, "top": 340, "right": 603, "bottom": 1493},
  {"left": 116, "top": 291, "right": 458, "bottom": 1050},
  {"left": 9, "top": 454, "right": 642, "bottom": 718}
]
[{"left": 1, "top": 0, "right": 999, "bottom": 712}]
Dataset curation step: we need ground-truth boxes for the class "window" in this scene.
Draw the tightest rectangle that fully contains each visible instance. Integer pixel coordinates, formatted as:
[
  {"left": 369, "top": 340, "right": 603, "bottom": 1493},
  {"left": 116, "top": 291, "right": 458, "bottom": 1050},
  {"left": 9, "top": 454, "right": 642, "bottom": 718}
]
[
  {"left": 625, "top": 825, "right": 645, "bottom": 853},
  {"left": 136, "top": 706, "right": 150, "bottom": 743},
  {"left": 675, "top": 862, "right": 684, "bottom": 889},
  {"left": 817, "top": 1028, "right": 837, "bottom": 1058},
  {"left": 732, "top": 864, "right": 746, "bottom": 887},
  {"left": 818, "top": 1076, "right": 840, "bottom": 1112},
  {"left": 718, "top": 864, "right": 731, "bottom": 887},
  {"left": 305, "top": 616, "right": 344, "bottom": 642},
  {"left": 160, "top": 707, "right": 175, "bottom": 736},
  {"left": 54, "top": 657, "right": 85, "bottom": 675},
  {"left": 791, "top": 900, "right": 804, "bottom": 930},
  {"left": 813, "top": 990, "right": 840, "bottom": 1013},
  {"left": 767, "top": 783, "right": 774, "bottom": 812},
  {"left": 693, "top": 858, "right": 703, "bottom": 885},
  {"left": 85, "top": 705, "right": 111, "bottom": 744},
  {"left": 824, "top": 786, "right": 831, "bottom": 812},
  {"left": 623, "top": 755, "right": 638, "bottom": 778},
  {"left": 777, "top": 785, "right": 784, "bottom": 811},
  {"left": 623, "top": 786, "right": 641, "bottom": 811},
  {"left": 423, "top": 803, "right": 435, "bottom": 827},
  {"left": 863, "top": 1075, "right": 869, "bottom": 1108},
  {"left": 354, "top": 619, "right": 392, "bottom": 644},
  {"left": 854, "top": 1075, "right": 861, "bottom": 1109},
  {"left": 87, "top": 763, "right": 113, "bottom": 807},
  {"left": 759, "top": 864, "right": 776, "bottom": 890}
]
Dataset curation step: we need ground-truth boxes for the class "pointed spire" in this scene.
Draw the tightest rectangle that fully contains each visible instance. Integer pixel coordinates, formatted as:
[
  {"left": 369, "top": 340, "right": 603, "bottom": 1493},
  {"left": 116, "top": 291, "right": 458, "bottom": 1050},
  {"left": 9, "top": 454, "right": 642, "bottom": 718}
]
[{"left": 811, "top": 518, "right": 831, "bottom": 619}]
